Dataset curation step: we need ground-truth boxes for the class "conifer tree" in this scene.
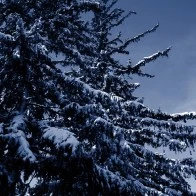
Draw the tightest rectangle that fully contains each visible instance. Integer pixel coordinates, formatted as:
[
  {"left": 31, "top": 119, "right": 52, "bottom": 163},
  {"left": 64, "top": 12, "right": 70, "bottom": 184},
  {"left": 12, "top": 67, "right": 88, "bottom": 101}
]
[{"left": 0, "top": 0, "right": 196, "bottom": 195}]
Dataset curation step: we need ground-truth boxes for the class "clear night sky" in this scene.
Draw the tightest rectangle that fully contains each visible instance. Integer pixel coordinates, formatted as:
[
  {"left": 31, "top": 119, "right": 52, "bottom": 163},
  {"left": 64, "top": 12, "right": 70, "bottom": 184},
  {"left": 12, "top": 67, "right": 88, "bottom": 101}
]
[
  {"left": 115, "top": 0, "right": 196, "bottom": 191},
  {"left": 116, "top": 0, "right": 196, "bottom": 114}
]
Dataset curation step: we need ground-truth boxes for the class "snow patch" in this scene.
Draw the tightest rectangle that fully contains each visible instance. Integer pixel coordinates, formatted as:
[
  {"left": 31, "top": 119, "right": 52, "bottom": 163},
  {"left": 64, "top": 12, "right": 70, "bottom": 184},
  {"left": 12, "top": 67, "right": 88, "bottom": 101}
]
[
  {"left": 3, "top": 115, "right": 36, "bottom": 162},
  {"left": 0, "top": 32, "right": 13, "bottom": 42},
  {"left": 4, "top": 130, "right": 36, "bottom": 162},
  {"left": 172, "top": 111, "right": 196, "bottom": 116},
  {"left": 43, "top": 127, "right": 79, "bottom": 152}
]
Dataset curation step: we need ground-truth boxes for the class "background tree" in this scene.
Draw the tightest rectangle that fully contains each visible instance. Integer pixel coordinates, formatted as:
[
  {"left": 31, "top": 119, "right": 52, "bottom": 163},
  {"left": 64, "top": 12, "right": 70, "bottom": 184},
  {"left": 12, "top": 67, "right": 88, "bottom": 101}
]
[{"left": 0, "top": 0, "right": 196, "bottom": 195}]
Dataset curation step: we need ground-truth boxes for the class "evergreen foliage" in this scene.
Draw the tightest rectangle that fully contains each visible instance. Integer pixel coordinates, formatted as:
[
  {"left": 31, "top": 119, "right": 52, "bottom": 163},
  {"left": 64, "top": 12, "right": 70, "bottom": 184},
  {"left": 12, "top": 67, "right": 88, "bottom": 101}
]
[{"left": 0, "top": 0, "right": 196, "bottom": 195}]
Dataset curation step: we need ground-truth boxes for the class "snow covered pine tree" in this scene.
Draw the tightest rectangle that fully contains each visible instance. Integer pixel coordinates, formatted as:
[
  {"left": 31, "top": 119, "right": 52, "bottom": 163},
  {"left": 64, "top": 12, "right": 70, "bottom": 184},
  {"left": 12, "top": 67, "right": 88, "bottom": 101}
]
[{"left": 0, "top": 0, "right": 196, "bottom": 195}]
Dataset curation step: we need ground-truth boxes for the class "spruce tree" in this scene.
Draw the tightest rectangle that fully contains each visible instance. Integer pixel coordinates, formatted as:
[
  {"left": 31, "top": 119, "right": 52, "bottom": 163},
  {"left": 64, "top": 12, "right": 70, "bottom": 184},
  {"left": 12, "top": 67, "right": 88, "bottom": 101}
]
[{"left": 0, "top": 0, "right": 196, "bottom": 195}]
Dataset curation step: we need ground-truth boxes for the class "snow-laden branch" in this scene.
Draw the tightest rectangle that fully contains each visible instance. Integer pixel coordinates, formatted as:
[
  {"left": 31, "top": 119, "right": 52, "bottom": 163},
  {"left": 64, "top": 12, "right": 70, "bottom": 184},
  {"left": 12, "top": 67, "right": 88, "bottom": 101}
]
[
  {"left": 1, "top": 115, "right": 36, "bottom": 162},
  {"left": 42, "top": 126, "right": 79, "bottom": 153},
  {"left": 171, "top": 112, "right": 196, "bottom": 122},
  {"left": 133, "top": 47, "right": 171, "bottom": 68},
  {"left": 0, "top": 32, "right": 14, "bottom": 42},
  {"left": 95, "top": 164, "right": 167, "bottom": 195},
  {"left": 78, "top": 1, "right": 101, "bottom": 12},
  {"left": 129, "top": 127, "right": 196, "bottom": 150},
  {"left": 4, "top": 130, "right": 36, "bottom": 162},
  {"left": 115, "top": 47, "right": 171, "bottom": 75},
  {"left": 41, "top": 63, "right": 124, "bottom": 105}
]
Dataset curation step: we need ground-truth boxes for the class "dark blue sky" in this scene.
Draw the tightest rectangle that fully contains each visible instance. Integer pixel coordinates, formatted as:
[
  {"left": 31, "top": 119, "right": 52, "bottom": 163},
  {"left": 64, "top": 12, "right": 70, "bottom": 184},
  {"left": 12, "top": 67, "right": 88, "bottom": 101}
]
[{"left": 116, "top": 0, "right": 196, "bottom": 113}]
